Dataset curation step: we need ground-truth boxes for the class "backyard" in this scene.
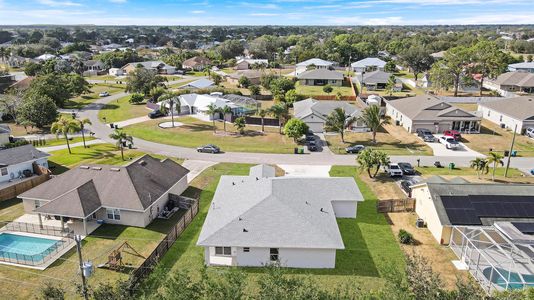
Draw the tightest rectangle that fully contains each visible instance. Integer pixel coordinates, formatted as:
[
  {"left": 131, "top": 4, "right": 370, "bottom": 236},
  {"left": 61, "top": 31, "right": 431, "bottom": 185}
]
[
  {"left": 64, "top": 83, "right": 125, "bottom": 109},
  {"left": 295, "top": 82, "right": 355, "bottom": 97},
  {"left": 123, "top": 116, "right": 298, "bottom": 154},
  {"left": 98, "top": 94, "right": 149, "bottom": 124},
  {"left": 326, "top": 124, "right": 433, "bottom": 156},
  {"left": 140, "top": 164, "right": 405, "bottom": 295}
]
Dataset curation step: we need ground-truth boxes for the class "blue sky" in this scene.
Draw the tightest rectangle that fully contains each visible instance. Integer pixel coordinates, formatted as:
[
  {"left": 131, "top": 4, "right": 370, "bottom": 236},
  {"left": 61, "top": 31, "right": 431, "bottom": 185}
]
[{"left": 0, "top": 0, "right": 533, "bottom": 25}]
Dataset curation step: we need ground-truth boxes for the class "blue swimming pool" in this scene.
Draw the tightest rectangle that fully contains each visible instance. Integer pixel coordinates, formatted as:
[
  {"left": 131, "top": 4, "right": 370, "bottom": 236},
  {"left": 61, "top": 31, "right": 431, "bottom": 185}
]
[
  {"left": 483, "top": 267, "right": 534, "bottom": 290},
  {"left": 0, "top": 233, "right": 62, "bottom": 263}
]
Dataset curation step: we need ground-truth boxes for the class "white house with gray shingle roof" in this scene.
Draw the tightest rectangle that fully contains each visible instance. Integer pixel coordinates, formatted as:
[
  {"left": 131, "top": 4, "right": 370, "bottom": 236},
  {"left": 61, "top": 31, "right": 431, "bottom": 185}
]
[
  {"left": 295, "top": 58, "right": 335, "bottom": 76},
  {"left": 293, "top": 98, "right": 368, "bottom": 133},
  {"left": 478, "top": 96, "right": 534, "bottom": 133},
  {"left": 0, "top": 144, "right": 49, "bottom": 184},
  {"left": 351, "top": 57, "right": 387, "bottom": 73},
  {"left": 297, "top": 69, "right": 344, "bottom": 86},
  {"left": 197, "top": 165, "right": 363, "bottom": 269}
]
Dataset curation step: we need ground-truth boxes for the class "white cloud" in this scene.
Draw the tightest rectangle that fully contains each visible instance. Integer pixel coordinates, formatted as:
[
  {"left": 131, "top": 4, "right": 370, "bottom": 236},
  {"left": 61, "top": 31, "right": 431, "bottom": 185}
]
[
  {"left": 109, "top": 0, "right": 127, "bottom": 3},
  {"left": 191, "top": 10, "right": 205, "bottom": 14},
  {"left": 240, "top": 2, "right": 280, "bottom": 9},
  {"left": 249, "top": 13, "right": 280, "bottom": 16},
  {"left": 37, "top": 0, "right": 82, "bottom": 7}
]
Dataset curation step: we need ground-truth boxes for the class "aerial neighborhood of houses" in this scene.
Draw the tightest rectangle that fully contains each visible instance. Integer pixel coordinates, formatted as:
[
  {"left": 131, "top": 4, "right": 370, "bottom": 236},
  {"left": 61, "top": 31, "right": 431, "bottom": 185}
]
[{"left": 1, "top": 23, "right": 534, "bottom": 299}]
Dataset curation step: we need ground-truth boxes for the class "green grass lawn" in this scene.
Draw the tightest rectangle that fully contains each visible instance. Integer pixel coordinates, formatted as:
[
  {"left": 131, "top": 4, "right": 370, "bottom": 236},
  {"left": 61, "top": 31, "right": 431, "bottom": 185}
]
[
  {"left": 39, "top": 136, "right": 95, "bottom": 147},
  {"left": 64, "top": 83, "right": 125, "bottom": 109},
  {"left": 140, "top": 164, "right": 404, "bottom": 295},
  {"left": 123, "top": 117, "right": 298, "bottom": 154},
  {"left": 98, "top": 95, "right": 149, "bottom": 123},
  {"left": 295, "top": 82, "right": 355, "bottom": 97},
  {"left": 85, "top": 75, "right": 119, "bottom": 81},
  {"left": 416, "top": 166, "right": 524, "bottom": 178},
  {"left": 167, "top": 78, "right": 196, "bottom": 89}
]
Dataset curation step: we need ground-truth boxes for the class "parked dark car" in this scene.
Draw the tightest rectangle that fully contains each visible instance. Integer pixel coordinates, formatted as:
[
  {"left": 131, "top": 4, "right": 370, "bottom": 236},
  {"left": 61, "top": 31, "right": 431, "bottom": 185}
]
[
  {"left": 197, "top": 144, "right": 221, "bottom": 153},
  {"left": 345, "top": 145, "right": 365, "bottom": 154},
  {"left": 398, "top": 162, "right": 415, "bottom": 175},
  {"left": 307, "top": 140, "right": 318, "bottom": 152},
  {"left": 305, "top": 135, "right": 316, "bottom": 142},
  {"left": 416, "top": 128, "right": 432, "bottom": 137},
  {"left": 422, "top": 133, "right": 436, "bottom": 142},
  {"left": 148, "top": 109, "right": 164, "bottom": 119},
  {"left": 400, "top": 180, "right": 413, "bottom": 197}
]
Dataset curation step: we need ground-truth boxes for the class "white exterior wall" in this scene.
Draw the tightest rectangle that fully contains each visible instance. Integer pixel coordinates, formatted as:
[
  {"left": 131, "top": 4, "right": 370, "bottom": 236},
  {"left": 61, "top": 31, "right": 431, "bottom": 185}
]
[
  {"left": 413, "top": 185, "right": 450, "bottom": 244},
  {"left": 331, "top": 200, "right": 357, "bottom": 218},
  {"left": 386, "top": 103, "right": 414, "bottom": 133},
  {"left": 478, "top": 105, "right": 523, "bottom": 133},
  {"left": 0, "top": 158, "right": 48, "bottom": 184},
  {"left": 0, "top": 133, "right": 10, "bottom": 146}
]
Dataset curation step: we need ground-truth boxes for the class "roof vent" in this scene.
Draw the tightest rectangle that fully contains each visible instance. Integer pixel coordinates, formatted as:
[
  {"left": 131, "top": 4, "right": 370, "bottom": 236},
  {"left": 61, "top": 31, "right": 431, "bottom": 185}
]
[
  {"left": 91, "top": 167, "right": 102, "bottom": 171},
  {"left": 243, "top": 228, "right": 248, "bottom": 232},
  {"left": 256, "top": 177, "right": 259, "bottom": 181},
  {"left": 232, "top": 182, "right": 235, "bottom": 186},
  {"left": 238, "top": 217, "right": 242, "bottom": 221},
  {"left": 110, "top": 168, "right": 121, "bottom": 172},
  {"left": 138, "top": 160, "right": 147, "bottom": 166},
  {"left": 80, "top": 166, "right": 90, "bottom": 169},
  {"left": 305, "top": 201, "right": 310, "bottom": 205},
  {"left": 320, "top": 208, "right": 327, "bottom": 213}
]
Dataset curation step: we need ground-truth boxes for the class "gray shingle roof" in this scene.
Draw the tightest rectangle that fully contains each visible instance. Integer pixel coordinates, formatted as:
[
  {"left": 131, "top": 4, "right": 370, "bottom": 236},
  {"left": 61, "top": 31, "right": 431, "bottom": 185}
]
[
  {"left": 359, "top": 70, "right": 397, "bottom": 84},
  {"left": 294, "top": 98, "right": 361, "bottom": 121},
  {"left": 480, "top": 96, "right": 534, "bottom": 121},
  {"left": 296, "top": 58, "right": 334, "bottom": 67},
  {"left": 197, "top": 168, "right": 363, "bottom": 249},
  {"left": 492, "top": 72, "right": 534, "bottom": 88},
  {"left": 0, "top": 144, "right": 49, "bottom": 167},
  {"left": 34, "top": 180, "right": 102, "bottom": 218},
  {"left": 297, "top": 69, "right": 344, "bottom": 80},
  {"left": 351, "top": 57, "right": 386, "bottom": 68},
  {"left": 182, "top": 78, "right": 215, "bottom": 89},
  {"left": 386, "top": 95, "right": 480, "bottom": 121},
  {"left": 20, "top": 155, "right": 189, "bottom": 214}
]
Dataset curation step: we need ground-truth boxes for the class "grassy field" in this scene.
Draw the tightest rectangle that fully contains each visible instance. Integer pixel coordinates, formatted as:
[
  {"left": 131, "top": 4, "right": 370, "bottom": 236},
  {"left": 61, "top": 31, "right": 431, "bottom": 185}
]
[
  {"left": 326, "top": 125, "right": 433, "bottom": 156},
  {"left": 123, "top": 117, "right": 298, "bottom": 154},
  {"left": 141, "top": 164, "right": 404, "bottom": 295},
  {"left": 85, "top": 75, "right": 119, "bottom": 81},
  {"left": 37, "top": 136, "right": 96, "bottom": 147},
  {"left": 2, "top": 122, "right": 50, "bottom": 136},
  {"left": 415, "top": 166, "right": 524, "bottom": 178},
  {"left": 295, "top": 82, "right": 355, "bottom": 97},
  {"left": 462, "top": 120, "right": 534, "bottom": 157},
  {"left": 167, "top": 78, "right": 196, "bottom": 89},
  {"left": 64, "top": 83, "right": 125, "bottom": 109},
  {"left": 98, "top": 95, "right": 149, "bottom": 123}
]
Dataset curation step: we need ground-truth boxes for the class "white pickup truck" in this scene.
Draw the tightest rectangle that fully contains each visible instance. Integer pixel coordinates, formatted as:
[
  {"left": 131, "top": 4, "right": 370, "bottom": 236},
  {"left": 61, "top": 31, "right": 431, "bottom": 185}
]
[{"left": 439, "top": 136, "right": 461, "bottom": 150}]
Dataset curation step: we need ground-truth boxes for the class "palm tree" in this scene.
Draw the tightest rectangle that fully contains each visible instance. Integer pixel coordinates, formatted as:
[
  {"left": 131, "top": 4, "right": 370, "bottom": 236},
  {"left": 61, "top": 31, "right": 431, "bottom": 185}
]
[
  {"left": 160, "top": 92, "right": 181, "bottom": 128},
  {"left": 109, "top": 130, "right": 133, "bottom": 161},
  {"left": 51, "top": 117, "right": 81, "bottom": 154},
  {"left": 358, "top": 105, "right": 391, "bottom": 143},
  {"left": 268, "top": 103, "right": 289, "bottom": 134},
  {"left": 206, "top": 103, "right": 219, "bottom": 133},
  {"left": 221, "top": 106, "right": 232, "bottom": 132},
  {"left": 77, "top": 118, "right": 92, "bottom": 148},
  {"left": 356, "top": 148, "right": 389, "bottom": 178},
  {"left": 470, "top": 157, "right": 488, "bottom": 179},
  {"left": 486, "top": 152, "right": 504, "bottom": 181},
  {"left": 258, "top": 109, "right": 267, "bottom": 132},
  {"left": 324, "top": 108, "right": 357, "bottom": 143}
]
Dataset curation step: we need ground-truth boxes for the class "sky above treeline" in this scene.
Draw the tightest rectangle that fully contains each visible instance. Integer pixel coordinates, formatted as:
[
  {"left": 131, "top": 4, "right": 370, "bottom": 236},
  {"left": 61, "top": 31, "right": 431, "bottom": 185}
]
[{"left": 0, "top": 0, "right": 533, "bottom": 26}]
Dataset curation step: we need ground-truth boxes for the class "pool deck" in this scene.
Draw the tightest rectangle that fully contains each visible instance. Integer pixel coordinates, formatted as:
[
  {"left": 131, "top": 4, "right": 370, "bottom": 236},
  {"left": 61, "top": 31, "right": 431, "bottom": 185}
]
[{"left": 14, "top": 214, "right": 101, "bottom": 237}]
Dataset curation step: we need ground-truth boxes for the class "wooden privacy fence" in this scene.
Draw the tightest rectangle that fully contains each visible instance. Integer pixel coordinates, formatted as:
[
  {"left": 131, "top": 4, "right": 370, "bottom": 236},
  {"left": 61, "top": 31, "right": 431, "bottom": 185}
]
[
  {"left": 0, "top": 174, "right": 50, "bottom": 202},
  {"left": 128, "top": 199, "right": 199, "bottom": 290},
  {"left": 377, "top": 199, "right": 415, "bottom": 213}
]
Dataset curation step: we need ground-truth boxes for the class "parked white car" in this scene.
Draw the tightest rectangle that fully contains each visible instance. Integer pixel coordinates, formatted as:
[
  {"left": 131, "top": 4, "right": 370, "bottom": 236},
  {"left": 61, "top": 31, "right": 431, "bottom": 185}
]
[
  {"left": 526, "top": 127, "right": 534, "bottom": 138},
  {"left": 386, "top": 163, "right": 403, "bottom": 177},
  {"left": 439, "top": 136, "right": 461, "bottom": 150}
]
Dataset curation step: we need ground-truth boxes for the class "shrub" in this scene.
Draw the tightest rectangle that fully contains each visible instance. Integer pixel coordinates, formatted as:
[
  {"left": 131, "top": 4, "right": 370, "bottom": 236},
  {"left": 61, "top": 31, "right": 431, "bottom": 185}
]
[
  {"left": 129, "top": 93, "right": 145, "bottom": 104},
  {"left": 4, "top": 139, "right": 29, "bottom": 149},
  {"left": 398, "top": 229, "right": 414, "bottom": 245}
]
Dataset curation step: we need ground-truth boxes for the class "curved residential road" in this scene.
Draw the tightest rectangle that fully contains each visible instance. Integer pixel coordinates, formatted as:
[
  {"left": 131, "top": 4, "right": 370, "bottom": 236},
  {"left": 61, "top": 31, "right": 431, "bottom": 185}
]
[{"left": 77, "top": 91, "right": 534, "bottom": 169}]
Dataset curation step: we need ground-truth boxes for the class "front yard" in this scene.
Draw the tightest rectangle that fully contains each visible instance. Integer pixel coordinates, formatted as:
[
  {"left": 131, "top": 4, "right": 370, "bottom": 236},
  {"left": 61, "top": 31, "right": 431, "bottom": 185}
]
[
  {"left": 98, "top": 95, "right": 149, "bottom": 123},
  {"left": 295, "top": 82, "right": 355, "bottom": 97},
  {"left": 140, "top": 164, "right": 405, "bottom": 295},
  {"left": 123, "top": 116, "right": 298, "bottom": 154},
  {"left": 326, "top": 124, "right": 433, "bottom": 156},
  {"left": 64, "top": 83, "right": 125, "bottom": 109}
]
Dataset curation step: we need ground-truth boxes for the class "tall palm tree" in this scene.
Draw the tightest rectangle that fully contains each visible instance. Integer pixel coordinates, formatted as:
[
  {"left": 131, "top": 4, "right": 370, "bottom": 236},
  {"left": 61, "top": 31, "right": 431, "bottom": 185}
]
[
  {"left": 206, "top": 103, "right": 219, "bottom": 133},
  {"left": 469, "top": 157, "right": 488, "bottom": 179},
  {"left": 160, "top": 92, "right": 181, "bottom": 128},
  {"left": 487, "top": 152, "right": 504, "bottom": 181},
  {"left": 268, "top": 103, "right": 289, "bottom": 134},
  {"left": 221, "top": 106, "right": 232, "bottom": 132},
  {"left": 51, "top": 117, "right": 81, "bottom": 154},
  {"left": 324, "top": 108, "right": 357, "bottom": 143},
  {"left": 258, "top": 109, "right": 267, "bottom": 132},
  {"left": 109, "top": 130, "right": 133, "bottom": 161},
  {"left": 358, "top": 105, "right": 391, "bottom": 143},
  {"left": 77, "top": 118, "right": 92, "bottom": 148}
]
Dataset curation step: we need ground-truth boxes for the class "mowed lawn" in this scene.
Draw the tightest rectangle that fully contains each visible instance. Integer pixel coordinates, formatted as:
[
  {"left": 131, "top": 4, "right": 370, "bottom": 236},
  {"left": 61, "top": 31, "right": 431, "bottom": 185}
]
[
  {"left": 326, "top": 124, "right": 433, "bottom": 156},
  {"left": 123, "top": 116, "right": 298, "bottom": 154},
  {"left": 141, "top": 164, "right": 405, "bottom": 295},
  {"left": 64, "top": 83, "right": 125, "bottom": 109},
  {"left": 98, "top": 94, "right": 149, "bottom": 123},
  {"left": 295, "top": 82, "right": 355, "bottom": 97},
  {"left": 462, "top": 120, "right": 534, "bottom": 157}
]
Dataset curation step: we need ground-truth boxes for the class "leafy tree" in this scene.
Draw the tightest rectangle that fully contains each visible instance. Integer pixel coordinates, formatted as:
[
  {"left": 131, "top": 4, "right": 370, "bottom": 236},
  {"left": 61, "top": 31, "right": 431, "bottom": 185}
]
[
  {"left": 0, "top": 89, "right": 24, "bottom": 122},
  {"left": 23, "top": 61, "right": 42, "bottom": 76},
  {"left": 268, "top": 103, "right": 289, "bottom": 134},
  {"left": 385, "top": 75, "right": 398, "bottom": 96},
  {"left": 283, "top": 118, "right": 309, "bottom": 142},
  {"left": 470, "top": 157, "right": 488, "bottom": 179},
  {"left": 430, "top": 46, "right": 471, "bottom": 96},
  {"left": 51, "top": 116, "right": 81, "bottom": 154},
  {"left": 487, "top": 152, "right": 504, "bottom": 181},
  {"left": 90, "top": 281, "right": 133, "bottom": 300},
  {"left": 356, "top": 148, "right": 389, "bottom": 178},
  {"left": 322, "top": 85, "right": 333, "bottom": 94},
  {"left": 258, "top": 108, "right": 268, "bottom": 132},
  {"left": 399, "top": 46, "right": 434, "bottom": 81},
  {"left": 126, "top": 68, "right": 166, "bottom": 96},
  {"left": 324, "top": 107, "right": 357, "bottom": 143},
  {"left": 234, "top": 116, "right": 246, "bottom": 134},
  {"left": 206, "top": 103, "right": 219, "bottom": 133},
  {"left": 384, "top": 60, "right": 397, "bottom": 73},
  {"left": 216, "top": 39, "right": 245, "bottom": 60},
  {"left": 64, "top": 73, "right": 91, "bottom": 96},
  {"left": 260, "top": 73, "right": 277, "bottom": 90},
  {"left": 220, "top": 106, "right": 232, "bottom": 132},
  {"left": 25, "top": 73, "right": 89, "bottom": 108},
  {"left": 95, "top": 49, "right": 142, "bottom": 69},
  {"left": 284, "top": 89, "right": 299, "bottom": 105},
  {"left": 248, "top": 85, "right": 261, "bottom": 96},
  {"left": 77, "top": 118, "right": 92, "bottom": 148},
  {"left": 212, "top": 73, "right": 222, "bottom": 85},
  {"left": 129, "top": 93, "right": 145, "bottom": 104},
  {"left": 17, "top": 93, "right": 58, "bottom": 128},
  {"left": 469, "top": 40, "right": 508, "bottom": 96},
  {"left": 269, "top": 77, "right": 295, "bottom": 101},
  {"left": 238, "top": 76, "right": 251, "bottom": 88},
  {"left": 109, "top": 130, "right": 133, "bottom": 161},
  {"left": 358, "top": 104, "right": 391, "bottom": 143},
  {"left": 38, "top": 282, "right": 65, "bottom": 300}
]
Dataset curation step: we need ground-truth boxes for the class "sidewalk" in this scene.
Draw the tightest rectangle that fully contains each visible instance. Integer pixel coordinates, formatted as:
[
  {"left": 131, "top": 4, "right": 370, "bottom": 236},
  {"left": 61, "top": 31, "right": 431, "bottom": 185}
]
[{"left": 38, "top": 139, "right": 105, "bottom": 153}]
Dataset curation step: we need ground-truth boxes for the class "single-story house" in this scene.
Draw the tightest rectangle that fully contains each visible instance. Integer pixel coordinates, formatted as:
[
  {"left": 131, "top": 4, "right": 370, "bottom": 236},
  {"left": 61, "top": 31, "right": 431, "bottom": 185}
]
[
  {"left": 197, "top": 164, "right": 363, "bottom": 269},
  {"left": 478, "top": 96, "right": 534, "bottom": 133},
  {"left": 295, "top": 58, "right": 335, "bottom": 76},
  {"left": 297, "top": 69, "right": 344, "bottom": 86},
  {"left": 293, "top": 98, "right": 368, "bottom": 133},
  {"left": 35, "top": 54, "right": 56, "bottom": 61},
  {"left": 508, "top": 62, "right": 534, "bottom": 73},
  {"left": 227, "top": 70, "right": 264, "bottom": 85},
  {"left": 412, "top": 176, "right": 534, "bottom": 245},
  {"left": 0, "top": 144, "right": 49, "bottom": 184},
  {"left": 179, "top": 78, "right": 215, "bottom": 90},
  {"left": 109, "top": 68, "right": 124, "bottom": 77},
  {"left": 385, "top": 95, "right": 482, "bottom": 134},
  {"left": 0, "top": 124, "right": 11, "bottom": 146},
  {"left": 182, "top": 56, "right": 212, "bottom": 71},
  {"left": 18, "top": 155, "right": 190, "bottom": 235},
  {"left": 351, "top": 57, "right": 387, "bottom": 73},
  {"left": 355, "top": 70, "right": 402, "bottom": 91},
  {"left": 121, "top": 61, "right": 176, "bottom": 75},
  {"left": 487, "top": 72, "right": 534, "bottom": 94},
  {"left": 6, "top": 55, "right": 36, "bottom": 68},
  {"left": 82, "top": 60, "right": 106, "bottom": 76},
  {"left": 235, "top": 58, "right": 268, "bottom": 70}
]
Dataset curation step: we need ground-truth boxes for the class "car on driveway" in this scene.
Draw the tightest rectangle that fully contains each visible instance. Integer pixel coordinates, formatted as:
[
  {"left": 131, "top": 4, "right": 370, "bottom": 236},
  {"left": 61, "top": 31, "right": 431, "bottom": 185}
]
[
  {"left": 307, "top": 140, "right": 318, "bottom": 152},
  {"left": 386, "top": 163, "right": 403, "bottom": 177},
  {"left": 197, "top": 144, "right": 221, "bottom": 153},
  {"left": 398, "top": 162, "right": 415, "bottom": 175},
  {"left": 422, "top": 133, "right": 436, "bottom": 142},
  {"left": 526, "top": 127, "right": 534, "bottom": 138},
  {"left": 439, "top": 136, "right": 461, "bottom": 150},
  {"left": 305, "top": 135, "right": 316, "bottom": 142},
  {"left": 443, "top": 130, "right": 461, "bottom": 141},
  {"left": 148, "top": 109, "right": 165, "bottom": 119},
  {"left": 345, "top": 145, "right": 365, "bottom": 154},
  {"left": 416, "top": 128, "right": 432, "bottom": 137},
  {"left": 99, "top": 91, "right": 110, "bottom": 97}
]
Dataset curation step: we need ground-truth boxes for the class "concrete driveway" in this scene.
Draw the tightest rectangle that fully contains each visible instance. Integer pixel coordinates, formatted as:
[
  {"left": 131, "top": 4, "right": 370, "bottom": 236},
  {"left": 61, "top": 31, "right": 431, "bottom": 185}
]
[
  {"left": 425, "top": 134, "right": 484, "bottom": 157},
  {"left": 181, "top": 160, "right": 217, "bottom": 183},
  {"left": 278, "top": 165, "right": 332, "bottom": 177}
]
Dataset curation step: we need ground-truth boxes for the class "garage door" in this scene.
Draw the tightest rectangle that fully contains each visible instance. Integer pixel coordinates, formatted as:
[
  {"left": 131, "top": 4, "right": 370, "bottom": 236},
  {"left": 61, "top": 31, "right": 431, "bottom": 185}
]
[{"left": 307, "top": 122, "right": 325, "bottom": 133}]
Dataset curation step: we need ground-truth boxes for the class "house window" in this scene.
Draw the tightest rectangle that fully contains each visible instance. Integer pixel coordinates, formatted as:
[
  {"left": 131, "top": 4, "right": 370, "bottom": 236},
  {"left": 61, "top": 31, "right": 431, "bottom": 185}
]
[
  {"left": 487, "top": 110, "right": 490, "bottom": 117},
  {"left": 270, "top": 248, "right": 279, "bottom": 261},
  {"left": 34, "top": 200, "right": 40, "bottom": 209},
  {"left": 499, "top": 115, "right": 503, "bottom": 122},
  {"left": 243, "top": 247, "right": 250, "bottom": 253},
  {"left": 215, "top": 247, "right": 232, "bottom": 256},
  {"left": 0, "top": 168, "right": 7, "bottom": 176},
  {"left": 106, "top": 209, "right": 121, "bottom": 220}
]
